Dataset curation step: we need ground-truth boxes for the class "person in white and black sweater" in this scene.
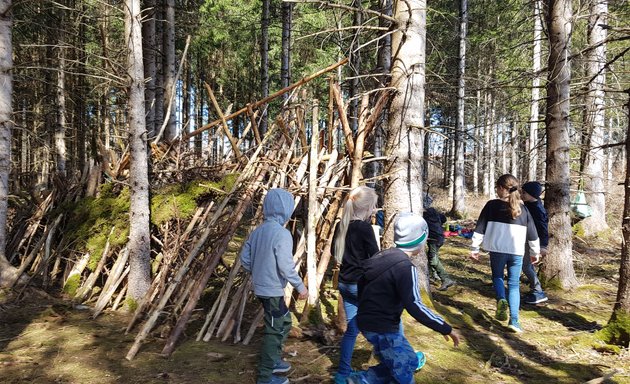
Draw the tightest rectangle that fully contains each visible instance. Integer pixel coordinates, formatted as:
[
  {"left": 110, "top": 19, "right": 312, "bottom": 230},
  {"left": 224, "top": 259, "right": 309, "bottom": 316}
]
[
  {"left": 470, "top": 174, "right": 541, "bottom": 334},
  {"left": 347, "top": 213, "right": 460, "bottom": 384}
]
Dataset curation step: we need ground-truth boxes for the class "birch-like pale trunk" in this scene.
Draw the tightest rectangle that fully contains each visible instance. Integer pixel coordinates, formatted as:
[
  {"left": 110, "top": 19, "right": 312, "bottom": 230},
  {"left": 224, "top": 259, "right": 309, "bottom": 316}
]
[
  {"left": 528, "top": 0, "right": 543, "bottom": 181},
  {"left": 383, "top": 0, "right": 429, "bottom": 294},
  {"left": 451, "top": 0, "right": 467, "bottom": 217},
  {"left": 542, "top": 0, "right": 578, "bottom": 289},
  {"left": 125, "top": 0, "right": 152, "bottom": 300},
  {"left": 580, "top": 0, "right": 609, "bottom": 236},
  {"left": 0, "top": 0, "right": 17, "bottom": 287},
  {"left": 383, "top": 0, "right": 426, "bottom": 238}
]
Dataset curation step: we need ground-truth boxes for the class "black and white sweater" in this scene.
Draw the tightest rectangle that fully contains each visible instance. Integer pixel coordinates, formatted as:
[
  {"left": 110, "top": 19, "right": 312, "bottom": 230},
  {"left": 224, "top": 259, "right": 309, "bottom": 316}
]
[{"left": 471, "top": 199, "right": 540, "bottom": 256}]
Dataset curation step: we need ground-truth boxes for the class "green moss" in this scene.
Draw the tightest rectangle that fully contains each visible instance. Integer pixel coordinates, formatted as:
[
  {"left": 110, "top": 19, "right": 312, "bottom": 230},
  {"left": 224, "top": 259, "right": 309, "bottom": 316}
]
[
  {"left": 596, "top": 310, "right": 630, "bottom": 349},
  {"left": 150, "top": 177, "right": 236, "bottom": 226},
  {"left": 572, "top": 222, "right": 585, "bottom": 237},
  {"left": 63, "top": 274, "right": 81, "bottom": 296},
  {"left": 125, "top": 297, "right": 138, "bottom": 312}
]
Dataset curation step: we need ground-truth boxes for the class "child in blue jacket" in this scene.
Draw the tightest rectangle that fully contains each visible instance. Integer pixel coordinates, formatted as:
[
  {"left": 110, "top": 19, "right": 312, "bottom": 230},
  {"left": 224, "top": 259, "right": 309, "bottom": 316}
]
[{"left": 521, "top": 182, "right": 549, "bottom": 304}]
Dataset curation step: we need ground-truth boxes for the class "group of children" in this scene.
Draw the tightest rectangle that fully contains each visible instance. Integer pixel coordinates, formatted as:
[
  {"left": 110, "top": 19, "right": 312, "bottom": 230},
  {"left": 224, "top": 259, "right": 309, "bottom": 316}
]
[{"left": 240, "top": 173, "right": 548, "bottom": 384}]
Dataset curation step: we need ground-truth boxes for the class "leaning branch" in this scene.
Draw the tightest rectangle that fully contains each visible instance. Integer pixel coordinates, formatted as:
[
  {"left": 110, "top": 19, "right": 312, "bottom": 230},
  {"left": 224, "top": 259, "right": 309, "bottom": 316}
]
[{"left": 181, "top": 57, "right": 348, "bottom": 141}]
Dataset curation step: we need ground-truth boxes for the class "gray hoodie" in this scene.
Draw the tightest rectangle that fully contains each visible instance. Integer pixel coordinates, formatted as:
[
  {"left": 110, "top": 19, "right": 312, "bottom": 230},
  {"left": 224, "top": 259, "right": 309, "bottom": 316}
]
[{"left": 240, "top": 188, "right": 306, "bottom": 297}]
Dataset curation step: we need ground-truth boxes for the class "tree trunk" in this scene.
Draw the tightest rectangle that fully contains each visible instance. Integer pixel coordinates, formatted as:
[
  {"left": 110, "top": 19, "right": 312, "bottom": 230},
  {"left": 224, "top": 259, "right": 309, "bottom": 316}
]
[
  {"left": 541, "top": 0, "right": 578, "bottom": 290},
  {"left": 348, "top": 0, "right": 362, "bottom": 133},
  {"left": 383, "top": 0, "right": 429, "bottom": 293},
  {"left": 55, "top": 36, "right": 67, "bottom": 178},
  {"left": 0, "top": 0, "right": 17, "bottom": 288},
  {"left": 162, "top": 0, "right": 176, "bottom": 142},
  {"left": 605, "top": 91, "right": 630, "bottom": 347},
  {"left": 125, "top": 0, "right": 152, "bottom": 301},
  {"left": 580, "top": 0, "right": 609, "bottom": 236},
  {"left": 280, "top": 1, "right": 292, "bottom": 93},
  {"left": 451, "top": 0, "right": 467, "bottom": 218},
  {"left": 528, "top": 0, "right": 543, "bottom": 181},
  {"left": 259, "top": 0, "right": 270, "bottom": 135},
  {"left": 142, "top": 0, "right": 157, "bottom": 139}
]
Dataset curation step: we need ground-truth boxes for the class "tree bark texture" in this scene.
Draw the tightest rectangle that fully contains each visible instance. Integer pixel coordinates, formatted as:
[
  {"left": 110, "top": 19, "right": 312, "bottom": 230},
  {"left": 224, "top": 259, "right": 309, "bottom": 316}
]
[
  {"left": 125, "top": 0, "right": 152, "bottom": 300},
  {"left": 580, "top": 0, "right": 609, "bottom": 236},
  {"left": 259, "top": 0, "right": 270, "bottom": 134},
  {"left": 451, "top": 0, "right": 467, "bottom": 217},
  {"left": 528, "top": 0, "right": 543, "bottom": 181},
  {"left": 0, "top": 0, "right": 16, "bottom": 287},
  {"left": 162, "top": 0, "right": 176, "bottom": 141},
  {"left": 542, "top": 0, "right": 578, "bottom": 289},
  {"left": 383, "top": 0, "right": 429, "bottom": 292},
  {"left": 612, "top": 90, "right": 630, "bottom": 324},
  {"left": 142, "top": 0, "right": 157, "bottom": 139}
]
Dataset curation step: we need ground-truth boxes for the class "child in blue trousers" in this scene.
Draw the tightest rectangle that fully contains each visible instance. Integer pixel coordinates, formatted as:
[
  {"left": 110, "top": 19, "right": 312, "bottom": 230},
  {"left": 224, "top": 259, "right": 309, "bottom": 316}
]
[
  {"left": 521, "top": 182, "right": 549, "bottom": 304},
  {"left": 348, "top": 213, "right": 460, "bottom": 384}
]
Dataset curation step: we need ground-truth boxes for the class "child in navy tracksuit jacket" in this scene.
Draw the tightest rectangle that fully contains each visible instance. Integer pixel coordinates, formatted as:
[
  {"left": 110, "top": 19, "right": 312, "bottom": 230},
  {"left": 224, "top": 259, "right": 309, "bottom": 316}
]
[
  {"left": 348, "top": 213, "right": 460, "bottom": 384},
  {"left": 240, "top": 188, "right": 307, "bottom": 384},
  {"left": 521, "top": 182, "right": 549, "bottom": 304}
]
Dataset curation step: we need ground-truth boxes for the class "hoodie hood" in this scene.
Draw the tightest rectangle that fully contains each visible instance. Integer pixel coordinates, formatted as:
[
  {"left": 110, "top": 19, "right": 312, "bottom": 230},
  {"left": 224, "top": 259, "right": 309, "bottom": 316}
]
[
  {"left": 362, "top": 248, "right": 409, "bottom": 282},
  {"left": 263, "top": 188, "right": 295, "bottom": 225}
]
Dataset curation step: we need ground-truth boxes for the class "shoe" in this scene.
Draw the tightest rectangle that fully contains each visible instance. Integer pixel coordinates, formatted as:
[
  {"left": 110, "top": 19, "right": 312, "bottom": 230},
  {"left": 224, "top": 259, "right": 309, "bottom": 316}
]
[
  {"left": 507, "top": 322, "right": 523, "bottom": 333},
  {"left": 346, "top": 372, "right": 367, "bottom": 384},
  {"left": 438, "top": 278, "right": 456, "bottom": 291},
  {"left": 257, "top": 374, "right": 289, "bottom": 384},
  {"left": 495, "top": 299, "right": 508, "bottom": 321},
  {"left": 272, "top": 360, "right": 291, "bottom": 374},
  {"left": 415, "top": 351, "right": 426, "bottom": 371},
  {"left": 524, "top": 291, "right": 548, "bottom": 304},
  {"left": 333, "top": 372, "right": 351, "bottom": 384}
]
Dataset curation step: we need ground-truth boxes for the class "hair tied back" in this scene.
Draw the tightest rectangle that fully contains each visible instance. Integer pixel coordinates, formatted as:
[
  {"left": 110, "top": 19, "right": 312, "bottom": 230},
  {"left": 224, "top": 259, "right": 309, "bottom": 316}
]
[{"left": 509, "top": 186, "right": 517, "bottom": 193}]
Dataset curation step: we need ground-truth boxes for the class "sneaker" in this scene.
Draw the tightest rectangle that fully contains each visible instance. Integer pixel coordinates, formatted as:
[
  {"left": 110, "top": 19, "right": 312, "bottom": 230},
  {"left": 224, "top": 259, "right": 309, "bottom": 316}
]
[
  {"left": 346, "top": 372, "right": 368, "bottom": 384},
  {"left": 257, "top": 375, "right": 289, "bottom": 384},
  {"left": 333, "top": 372, "right": 351, "bottom": 384},
  {"left": 495, "top": 299, "right": 508, "bottom": 321},
  {"left": 272, "top": 360, "right": 291, "bottom": 374},
  {"left": 524, "top": 291, "right": 548, "bottom": 304},
  {"left": 507, "top": 322, "right": 523, "bottom": 333},
  {"left": 438, "top": 278, "right": 456, "bottom": 291},
  {"left": 415, "top": 351, "right": 426, "bottom": 371}
]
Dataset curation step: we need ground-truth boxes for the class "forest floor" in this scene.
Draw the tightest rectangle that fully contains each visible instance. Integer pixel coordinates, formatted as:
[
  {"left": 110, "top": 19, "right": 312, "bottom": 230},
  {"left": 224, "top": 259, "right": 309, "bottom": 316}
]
[{"left": 1, "top": 200, "right": 630, "bottom": 383}]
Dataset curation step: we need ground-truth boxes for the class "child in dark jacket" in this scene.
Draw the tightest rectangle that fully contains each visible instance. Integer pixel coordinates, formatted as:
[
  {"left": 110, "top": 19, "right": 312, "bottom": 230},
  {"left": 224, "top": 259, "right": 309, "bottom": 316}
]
[
  {"left": 333, "top": 186, "right": 380, "bottom": 384},
  {"left": 422, "top": 194, "right": 456, "bottom": 291},
  {"left": 240, "top": 188, "right": 308, "bottom": 384},
  {"left": 347, "top": 213, "right": 460, "bottom": 384},
  {"left": 521, "top": 182, "right": 549, "bottom": 304}
]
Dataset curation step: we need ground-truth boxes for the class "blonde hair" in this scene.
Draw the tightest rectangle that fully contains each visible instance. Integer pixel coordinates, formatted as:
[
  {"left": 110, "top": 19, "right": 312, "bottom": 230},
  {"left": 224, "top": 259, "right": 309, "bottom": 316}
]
[
  {"left": 497, "top": 174, "right": 522, "bottom": 219},
  {"left": 334, "top": 186, "right": 378, "bottom": 264}
]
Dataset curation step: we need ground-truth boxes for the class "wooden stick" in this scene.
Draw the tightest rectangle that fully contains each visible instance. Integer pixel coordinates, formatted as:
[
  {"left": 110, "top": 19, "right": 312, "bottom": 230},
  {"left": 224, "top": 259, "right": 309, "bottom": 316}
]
[
  {"left": 182, "top": 58, "right": 348, "bottom": 141},
  {"left": 160, "top": 159, "right": 272, "bottom": 357},
  {"left": 205, "top": 83, "right": 242, "bottom": 161},
  {"left": 75, "top": 226, "right": 115, "bottom": 303},
  {"left": 126, "top": 126, "right": 279, "bottom": 360},
  {"left": 331, "top": 83, "right": 354, "bottom": 155},
  {"left": 247, "top": 105, "right": 262, "bottom": 145},
  {"left": 242, "top": 307, "right": 264, "bottom": 345},
  {"left": 153, "top": 35, "right": 192, "bottom": 144}
]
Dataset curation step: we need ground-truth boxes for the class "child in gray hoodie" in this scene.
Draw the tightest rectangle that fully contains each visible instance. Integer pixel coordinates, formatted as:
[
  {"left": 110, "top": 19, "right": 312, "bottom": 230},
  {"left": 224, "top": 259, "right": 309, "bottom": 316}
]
[{"left": 241, "top": 188, "right": 308, "bottom": 384}]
